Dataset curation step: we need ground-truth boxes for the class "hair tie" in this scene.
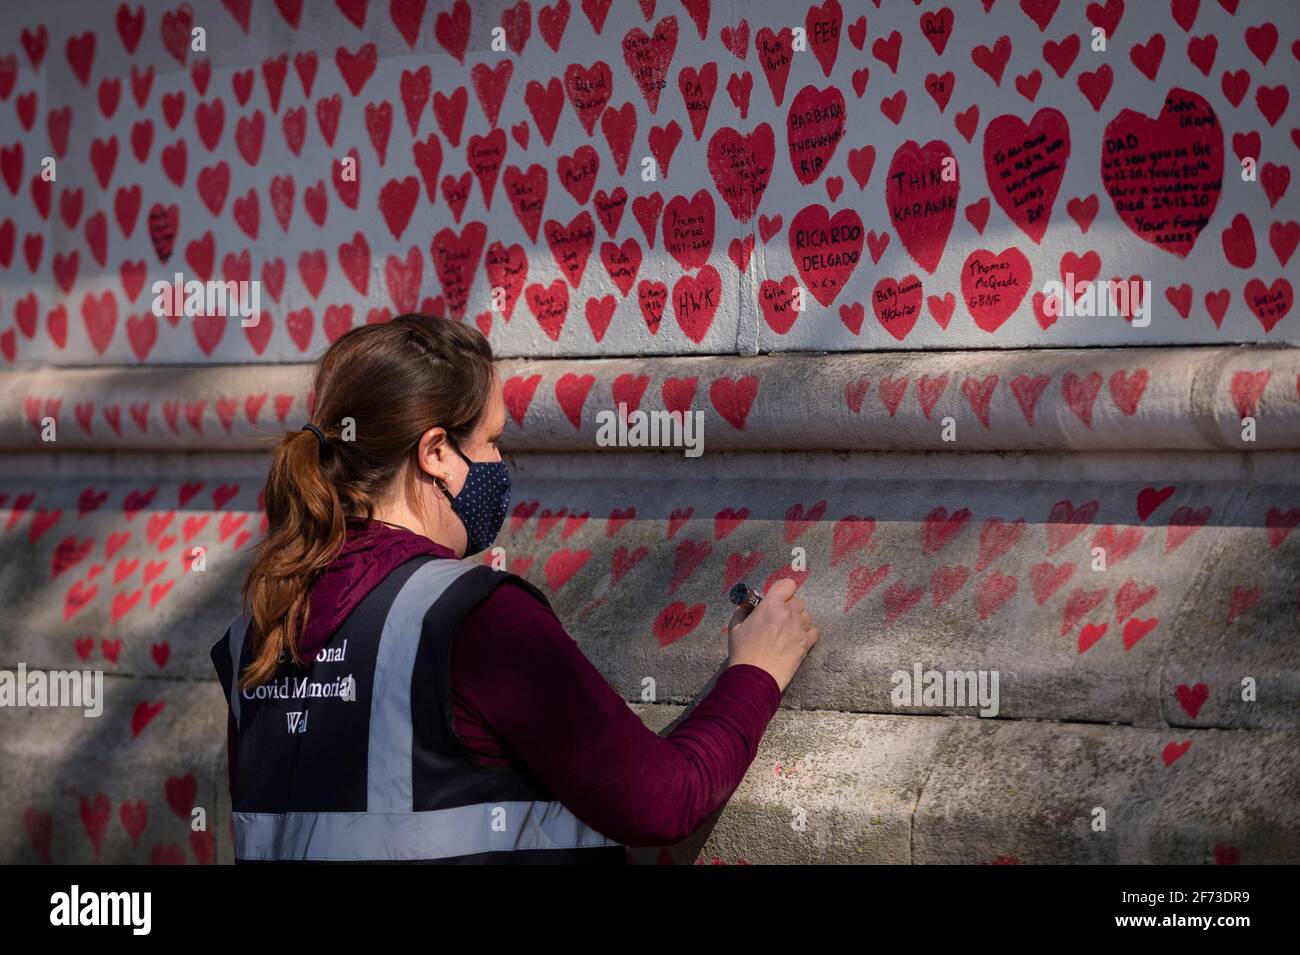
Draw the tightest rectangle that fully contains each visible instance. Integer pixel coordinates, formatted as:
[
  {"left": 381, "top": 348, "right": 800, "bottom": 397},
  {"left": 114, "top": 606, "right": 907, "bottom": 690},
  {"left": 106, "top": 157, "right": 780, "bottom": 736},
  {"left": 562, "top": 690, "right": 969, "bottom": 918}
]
[{"left": 301, "top": 423, "right": 328, "bottom": 450}]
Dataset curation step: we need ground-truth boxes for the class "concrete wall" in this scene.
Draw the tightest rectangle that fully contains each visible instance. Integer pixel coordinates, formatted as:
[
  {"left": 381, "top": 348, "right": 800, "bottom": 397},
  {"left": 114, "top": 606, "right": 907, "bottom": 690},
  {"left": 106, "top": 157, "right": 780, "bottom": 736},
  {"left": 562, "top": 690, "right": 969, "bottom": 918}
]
[{"left": 0, "top": 0, "right": 1297, "bottom": 863}]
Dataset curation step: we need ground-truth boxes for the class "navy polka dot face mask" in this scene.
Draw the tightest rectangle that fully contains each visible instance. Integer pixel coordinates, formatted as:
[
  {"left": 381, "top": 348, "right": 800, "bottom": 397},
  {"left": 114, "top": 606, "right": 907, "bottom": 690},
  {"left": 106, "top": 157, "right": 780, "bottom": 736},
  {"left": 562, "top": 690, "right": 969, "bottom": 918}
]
[{"left": 436, "top": 435, "right": 511, "bottom": 557}]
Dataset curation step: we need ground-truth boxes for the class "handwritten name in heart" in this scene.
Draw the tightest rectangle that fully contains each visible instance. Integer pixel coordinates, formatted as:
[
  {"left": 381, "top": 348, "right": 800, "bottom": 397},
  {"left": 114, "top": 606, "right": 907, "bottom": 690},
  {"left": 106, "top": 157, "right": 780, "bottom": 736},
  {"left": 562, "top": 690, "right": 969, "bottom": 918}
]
[{"left": 1101, "top": 88, "right": 1224, "bottom": 258}]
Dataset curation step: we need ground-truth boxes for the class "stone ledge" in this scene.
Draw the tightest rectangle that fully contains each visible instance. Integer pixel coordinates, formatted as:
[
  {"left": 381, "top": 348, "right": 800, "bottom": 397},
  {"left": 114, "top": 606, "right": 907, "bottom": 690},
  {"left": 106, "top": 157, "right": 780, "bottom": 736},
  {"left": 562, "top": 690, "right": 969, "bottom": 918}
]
[{"left": 2, "top": 346, "right": 1298, "bottom": 451}]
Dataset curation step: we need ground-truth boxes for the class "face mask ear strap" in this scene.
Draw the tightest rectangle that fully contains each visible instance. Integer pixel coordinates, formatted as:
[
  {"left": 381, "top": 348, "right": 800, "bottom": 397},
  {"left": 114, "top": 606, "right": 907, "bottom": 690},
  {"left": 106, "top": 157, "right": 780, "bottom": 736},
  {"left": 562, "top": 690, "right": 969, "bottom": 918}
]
[
  {"left": 434, "top": 477, "right": 458, "bottom": 506},
  {"left": 434, "top": 432, "right": 472, "bottom": 505},
  {"left": 446, "top": 433, "right": 475, "bottom": 466}
]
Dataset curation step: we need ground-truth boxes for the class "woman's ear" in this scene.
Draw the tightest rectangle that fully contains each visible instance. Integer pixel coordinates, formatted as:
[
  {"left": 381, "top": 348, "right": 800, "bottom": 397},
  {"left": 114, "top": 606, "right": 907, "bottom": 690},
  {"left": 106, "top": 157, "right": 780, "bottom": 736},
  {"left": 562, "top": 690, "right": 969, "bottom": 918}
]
[
  {"left": 414, "top": 426, "right": 445, "bottom": 478},
  {"left": 416, "top": 425, "right": 460, "bottom": 494}
]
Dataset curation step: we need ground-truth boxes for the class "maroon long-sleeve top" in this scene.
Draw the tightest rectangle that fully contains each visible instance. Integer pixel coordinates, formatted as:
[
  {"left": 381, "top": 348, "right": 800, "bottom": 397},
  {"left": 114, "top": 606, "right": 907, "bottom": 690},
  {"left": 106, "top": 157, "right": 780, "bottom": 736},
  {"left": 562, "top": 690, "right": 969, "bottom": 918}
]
[{"left": 225, "top": 518, "right": 782, "bottom": 848}]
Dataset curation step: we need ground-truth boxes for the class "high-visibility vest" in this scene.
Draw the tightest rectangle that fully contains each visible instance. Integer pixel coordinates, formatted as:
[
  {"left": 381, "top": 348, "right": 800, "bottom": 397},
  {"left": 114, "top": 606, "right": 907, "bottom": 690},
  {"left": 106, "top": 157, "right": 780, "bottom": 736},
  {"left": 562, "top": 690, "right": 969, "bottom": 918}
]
[{"left": 211, "top": 554, "right": 627, "bottom": 864}]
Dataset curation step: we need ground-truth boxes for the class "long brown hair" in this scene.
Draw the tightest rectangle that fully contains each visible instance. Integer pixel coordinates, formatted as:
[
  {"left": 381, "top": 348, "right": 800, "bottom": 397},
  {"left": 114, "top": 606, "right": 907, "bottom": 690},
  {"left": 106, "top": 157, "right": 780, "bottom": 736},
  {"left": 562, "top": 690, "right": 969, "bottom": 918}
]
[{"left": 237, "top": 313, "right": 496, "bottom": 690}]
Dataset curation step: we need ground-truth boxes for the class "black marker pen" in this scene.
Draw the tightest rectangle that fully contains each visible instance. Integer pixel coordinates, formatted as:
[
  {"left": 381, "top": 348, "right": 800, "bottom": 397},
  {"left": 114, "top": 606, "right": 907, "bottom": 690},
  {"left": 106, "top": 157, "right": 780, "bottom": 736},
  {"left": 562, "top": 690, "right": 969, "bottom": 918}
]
[{"left": 729, "top": 581, "right": 763, "bottom": 611}]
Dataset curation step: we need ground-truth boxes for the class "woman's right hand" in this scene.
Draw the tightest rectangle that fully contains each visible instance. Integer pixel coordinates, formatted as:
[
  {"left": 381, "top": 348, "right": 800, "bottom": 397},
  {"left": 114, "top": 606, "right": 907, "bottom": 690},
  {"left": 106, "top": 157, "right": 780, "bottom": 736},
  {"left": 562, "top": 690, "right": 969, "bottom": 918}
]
[{"left": 726, "top": 577, "right": 819, "bottom": 693}]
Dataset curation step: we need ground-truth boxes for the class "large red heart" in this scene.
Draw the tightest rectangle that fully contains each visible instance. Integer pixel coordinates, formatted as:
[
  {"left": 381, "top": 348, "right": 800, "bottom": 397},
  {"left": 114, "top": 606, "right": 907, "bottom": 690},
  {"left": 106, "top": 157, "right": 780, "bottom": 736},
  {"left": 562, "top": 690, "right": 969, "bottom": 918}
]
[
  {"left": 662, "top": 190, "right": 715, "bottom": 271},
  {"left": 563, "top": 62, "right": 612, "bottom": 135},
  {"left": 621, "top": 16, "right": 677, "bottom": 113},
  {"left": 431, "top": 221, "right": 486, "bottom": 319},
  {"left": 786, "top": 84, "right": 845, "bottom": 185},
  {"left": 886, "top": 139, "right": 959, "bottom": 274},
  {"left": 961, "top": 247, "right": 1031, "bottom": 333},
  {"left": 788, "top": 204, "right": 863, "bottom": 308},
  {"left": 673, "top": 265, "right": 722, "bottom": 343},
  {"left": 707, "top": 124, "right": 774, "bottom": 223},
  {"left": 755, "top": 27, "right": 795, "bottom": 105},
  {"left": 1101, "top": 88, "right": 1223, "bottom": 258},
  {"left": 983, "top": 107, "right": 1071, "bottom": 244}
]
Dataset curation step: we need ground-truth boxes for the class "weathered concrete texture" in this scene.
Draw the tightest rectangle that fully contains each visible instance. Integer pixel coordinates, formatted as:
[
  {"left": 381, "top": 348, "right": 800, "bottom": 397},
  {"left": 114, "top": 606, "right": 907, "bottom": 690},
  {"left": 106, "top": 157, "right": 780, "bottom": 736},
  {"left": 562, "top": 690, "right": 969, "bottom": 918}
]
[
  {"left": 3, "top": 450, "right": 1298, "bottom": 731},
  {"left": 8, "top": 679, "right": 1290, "bottom": 864},
  {"left": 627, "top": 706, "right": 950, "bottom": 864},
  {"left": 911, "top": 719, "right": 1300, "bottom": 865},
  {"left": 0, "top": 452, "right": 269, "bottom": 682},
  {"left": 0, "top": 674, "right": 228, "bottom": 865},
  {"left": 2, "top": 347, "right": 1298, "bottom": 451},
  {"left": 506, "top": 450, "right": 1300, "bottom": 731}
]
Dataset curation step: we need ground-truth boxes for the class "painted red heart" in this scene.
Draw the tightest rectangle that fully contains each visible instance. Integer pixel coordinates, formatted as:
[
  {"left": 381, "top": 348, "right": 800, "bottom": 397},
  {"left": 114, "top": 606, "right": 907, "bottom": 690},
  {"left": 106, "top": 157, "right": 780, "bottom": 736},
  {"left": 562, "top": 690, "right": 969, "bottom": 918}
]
[
  {"left": 526, "top": 279, "right": 568, "bottom": 341},
  {"left": 1270, "top": 221, "right": 1298, "bottom": 268},
  {"left": 335, "top": 42, "right": 377, "bottom": 96},
  {"left": 1176, "top": 683, "right": 1209, "bottom": 719},
  {"left": 673, "top": 265, "right": 722, "bottom": 343},
  {"left": 524, "top": 77, "right": 563, "bottom": 145},
  {"left": 431, "top": 221, "right": 486, "bottom": 318},
  {"left": 434, "top": 0, "right": 472, "bottom": 62},
  {"left": 758, "top": 276, "right": 801, "bottom": 335},
  {"left": 1243, "top": 278, "right": 1293, "bottom": 333},
  {"left": 872, "top": 275, "right": 923, "bottom": 341},
  {"left": 538, "top": 0, "right": 570, "bottom": 50},
  {"left": 1101, "top": 88, "right": 1223, "bottom": 257},
  {"left": 960, "top": 247, "right": 1031, "bottom": 333},
  {"left": 755, "top": 27, "right": 795, "bottom": 106},
  {"left": 484, "top": 240, "right": 528, "bottom": 319},
  {"left": 1221, "top": 213, "right": 1256, "bottom": 268},
  {"left": 544, "top": 211, "right": 596, "bottom": 287},
  {"left": 378, "top": 176, "right": 419, "bottom": 240},
  {"left": 710, "top": 374, "right": 758, "bottom": 430},
  {"left": 1077, "top": 65, "right": 1114, "bottom": 111},
  {"left": 786, "top": 85, "right": 845, "bottom": 185},
  {"left": 707, "top": 124, "right": 774, "bottom": 223},
  {"left": 1205, "top": 288, "right": 1230, "bottom": 327},
  {"left": 563, "top": 62, "right": 612, "bottom": 135},
  {"left": 131, "top": 699, "right": 165, "bottom": 737},
  {"left": 662, "top": 190, "right": 715, "bottom": 271},
  {"left": 653, "top": 601, "right": 706, "bottom": 647},
  {"left": 971, "top": 35, "right": 1012, "bottom": 86},
  {"left": 1062, "top": 371, "right": 1103, "bottom": 428},
  {"left": 788, "top": 204, "right": 864, "bottom": 308},
  {"left": 886, "top": 139, "right": 959, "bottom": 274},
  {"left": 441, "top": 172, "right": 473, "bottom": 223},
  {"left": 983, "top": 108, "right": 1070, "bottom": 243}
]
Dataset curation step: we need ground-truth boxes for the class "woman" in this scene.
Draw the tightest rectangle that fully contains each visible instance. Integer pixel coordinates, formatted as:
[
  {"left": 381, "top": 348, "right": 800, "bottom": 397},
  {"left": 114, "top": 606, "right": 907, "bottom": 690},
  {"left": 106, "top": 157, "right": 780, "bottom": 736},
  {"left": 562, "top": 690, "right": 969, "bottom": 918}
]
[{"left": 211, "top": 313, "right": 820, "bottom": 864}]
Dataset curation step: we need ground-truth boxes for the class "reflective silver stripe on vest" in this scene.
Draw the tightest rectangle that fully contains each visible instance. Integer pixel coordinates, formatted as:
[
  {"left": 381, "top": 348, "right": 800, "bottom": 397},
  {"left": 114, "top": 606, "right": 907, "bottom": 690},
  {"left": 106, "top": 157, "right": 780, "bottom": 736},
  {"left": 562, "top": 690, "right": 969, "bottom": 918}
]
[
  {"left": 234, "top": 800, "right": 621, "bottom": 862},
  {"left": 368, "top": 558, "right": 479, "bottom": 813},
  {"left": 227, "top": 608, "right": 251, "bottom": 729},
  {"left": 235, "top": 557, "right": 623, "bottom": 860}
]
